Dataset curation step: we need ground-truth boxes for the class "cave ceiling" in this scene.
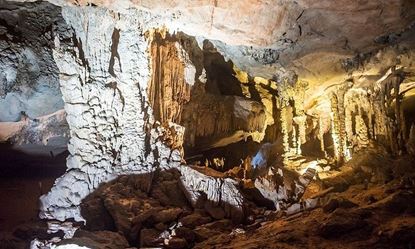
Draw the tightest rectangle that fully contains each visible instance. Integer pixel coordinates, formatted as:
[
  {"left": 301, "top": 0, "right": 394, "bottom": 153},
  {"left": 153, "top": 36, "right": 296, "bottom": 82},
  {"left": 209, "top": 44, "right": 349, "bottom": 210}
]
[{"left": 41, "top": 0, "right": 415, "bottom": 83}]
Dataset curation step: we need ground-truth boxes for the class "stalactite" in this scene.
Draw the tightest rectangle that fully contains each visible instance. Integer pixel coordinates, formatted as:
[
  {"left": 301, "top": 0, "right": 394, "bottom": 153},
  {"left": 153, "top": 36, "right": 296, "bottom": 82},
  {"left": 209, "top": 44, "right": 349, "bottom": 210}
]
[{"left": 148, "top": 32, "right": 192, "bottom": 125}]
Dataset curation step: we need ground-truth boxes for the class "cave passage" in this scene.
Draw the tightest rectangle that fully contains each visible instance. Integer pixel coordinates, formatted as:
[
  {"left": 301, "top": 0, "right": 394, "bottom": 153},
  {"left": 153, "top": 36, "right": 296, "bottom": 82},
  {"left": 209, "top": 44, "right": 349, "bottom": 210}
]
[{"left": 1, "top": 1, "right": 415, "bottom": 249}]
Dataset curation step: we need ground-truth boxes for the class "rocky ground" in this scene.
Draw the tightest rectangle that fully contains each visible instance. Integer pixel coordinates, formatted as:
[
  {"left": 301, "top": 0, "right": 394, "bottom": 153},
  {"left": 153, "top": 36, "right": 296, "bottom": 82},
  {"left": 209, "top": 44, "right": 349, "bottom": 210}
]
[{"left": 1, "top": 147, "right": 414, "bottom": 249}]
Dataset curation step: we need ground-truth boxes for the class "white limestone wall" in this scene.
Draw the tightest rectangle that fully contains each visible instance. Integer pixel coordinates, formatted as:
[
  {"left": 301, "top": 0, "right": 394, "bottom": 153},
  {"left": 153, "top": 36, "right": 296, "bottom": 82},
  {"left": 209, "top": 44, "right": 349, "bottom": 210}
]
[{"left": 39, "top": 7, "right": 181, "bottom": 222}]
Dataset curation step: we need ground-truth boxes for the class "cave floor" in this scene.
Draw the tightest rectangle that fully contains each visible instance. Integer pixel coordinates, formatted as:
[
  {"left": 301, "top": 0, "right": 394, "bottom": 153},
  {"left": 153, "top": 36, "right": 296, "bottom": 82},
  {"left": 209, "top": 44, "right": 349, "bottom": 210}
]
[
  {"left": 1, "top": 146, "right": 415, "bottom": 249},
  {"left": 196, "top": 178, "right": 415, "bottom": 248}
]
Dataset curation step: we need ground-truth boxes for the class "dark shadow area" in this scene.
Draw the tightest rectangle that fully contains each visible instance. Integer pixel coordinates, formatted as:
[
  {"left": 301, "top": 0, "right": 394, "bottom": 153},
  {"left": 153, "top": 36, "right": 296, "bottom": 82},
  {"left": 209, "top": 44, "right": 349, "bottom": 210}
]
[
  {"left": 0, "top": 142, "right": 67, "bottom": 236},
  {"left": 185, "top": 139, "right": 261, "bottom": 171},
  {"left": 202, "top": 40, "right": 244, "bottom": 97},
  {"left": 0, "top": 142, "right": 67, "bottom": 177}
]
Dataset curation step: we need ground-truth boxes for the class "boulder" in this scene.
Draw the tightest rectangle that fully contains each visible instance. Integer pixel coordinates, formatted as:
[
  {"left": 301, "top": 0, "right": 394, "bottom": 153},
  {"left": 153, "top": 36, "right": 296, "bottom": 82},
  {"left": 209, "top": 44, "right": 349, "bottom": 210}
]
[
  {"left": 152, "top": 207, "right": 183, "bottom": 224},
  {"left": 179, "top": 166, "right": 244, "bottom": 223},
  {"left": 179, "top": 212, "right": 212, "bottom": 229}
]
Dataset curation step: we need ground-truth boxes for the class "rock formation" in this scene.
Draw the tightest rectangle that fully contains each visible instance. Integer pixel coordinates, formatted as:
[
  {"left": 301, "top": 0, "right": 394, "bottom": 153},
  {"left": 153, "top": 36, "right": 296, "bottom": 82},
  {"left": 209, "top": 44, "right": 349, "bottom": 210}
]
[{"left": 0, "top": 0, "right": 415, "bottom": 248}]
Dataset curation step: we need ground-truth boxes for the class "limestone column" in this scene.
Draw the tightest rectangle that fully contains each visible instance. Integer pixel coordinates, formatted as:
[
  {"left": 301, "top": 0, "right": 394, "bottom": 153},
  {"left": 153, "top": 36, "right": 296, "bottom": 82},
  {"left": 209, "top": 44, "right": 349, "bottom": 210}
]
[
  {"left": 293, "top": 115, "right": 306, "bottom": 155},
  {"left": 39, "top": 7, "right": 181, "bottom": 222}
]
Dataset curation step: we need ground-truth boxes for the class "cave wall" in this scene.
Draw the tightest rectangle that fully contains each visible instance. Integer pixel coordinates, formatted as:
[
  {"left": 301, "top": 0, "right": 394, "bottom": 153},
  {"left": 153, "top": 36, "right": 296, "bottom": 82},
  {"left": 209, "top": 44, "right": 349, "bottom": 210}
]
[
  {"left": 39, "top": 7, "right": 182, "bottom": 222},
  {"left": 306, "top": 45, "right": 415, "bottom": 162},
  {"left": 0, "top": 2, "right": 66, "bottom": 122},
  {"left": 0, "top": 2, "right": 71, "bottom": 148},
  {"left": 147, "top": 32, "right": 270, "bottom": 154}
]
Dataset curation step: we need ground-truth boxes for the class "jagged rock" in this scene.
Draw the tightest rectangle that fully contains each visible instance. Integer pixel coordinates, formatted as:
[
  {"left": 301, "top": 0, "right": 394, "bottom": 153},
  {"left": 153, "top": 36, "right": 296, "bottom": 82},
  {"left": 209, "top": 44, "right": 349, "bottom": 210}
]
[
  {"left": 12, "top": 221, "right": 56, "bottom": 241},
  {"left": 254, "top": 176, "right": 284, "bottom": 211},
  {"left": 373, "top": 190, "right": 415, "bottom": 215},
  {"left": 39, "top": 6, "right": 183, "bottom": 222},
  {"left": 204, "top": 202, "right": 226, "bottom": 220},
  {"left": 254, "top": 167, "right": 315, "bottom": 211},
  {"left": 150, "top": 178, "right": 190, "bottom": 208},
  {"left": 0, "top": 110, "right": 69, "bottom": 145},
  {"left": 80, "top": 172, "right": 189, "bottom": 244},
  {"left": 378, "top": 218, "right": 415, "bottom": 246},
  {"left": 406, "top": 125, "right": 415, "bottom": 156},
  {"left": 57, "top": 230, "right": 129, "bottom": 249},
  {"left": 192, "top": 219, "right": 233, "bottom": 243},
  {"left": 179, "top": 166, "right": 244, "bottom": 223},
  {"left": 80, "top": 196, "right": 115, "bottom": 231}
]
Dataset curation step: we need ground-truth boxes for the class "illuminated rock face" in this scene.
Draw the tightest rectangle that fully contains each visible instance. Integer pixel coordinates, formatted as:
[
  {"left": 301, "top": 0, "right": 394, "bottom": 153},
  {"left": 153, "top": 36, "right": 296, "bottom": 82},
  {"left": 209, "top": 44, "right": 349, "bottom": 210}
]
[
  {"left": 307, "top": 48, "right": 415, "bottom": 162},
  {"left": 5, "top": 0, "right": 411, "bottom": 224},
  {"left": 39, "top": 7, "right": 182, "bottom": 222}
]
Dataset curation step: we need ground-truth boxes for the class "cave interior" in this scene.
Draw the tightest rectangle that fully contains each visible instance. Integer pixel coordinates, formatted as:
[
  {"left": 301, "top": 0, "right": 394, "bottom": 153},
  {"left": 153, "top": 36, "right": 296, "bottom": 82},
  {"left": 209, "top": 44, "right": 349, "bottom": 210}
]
[{"left": 0, "top": 1, "right": 415, "bottom": 248}]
